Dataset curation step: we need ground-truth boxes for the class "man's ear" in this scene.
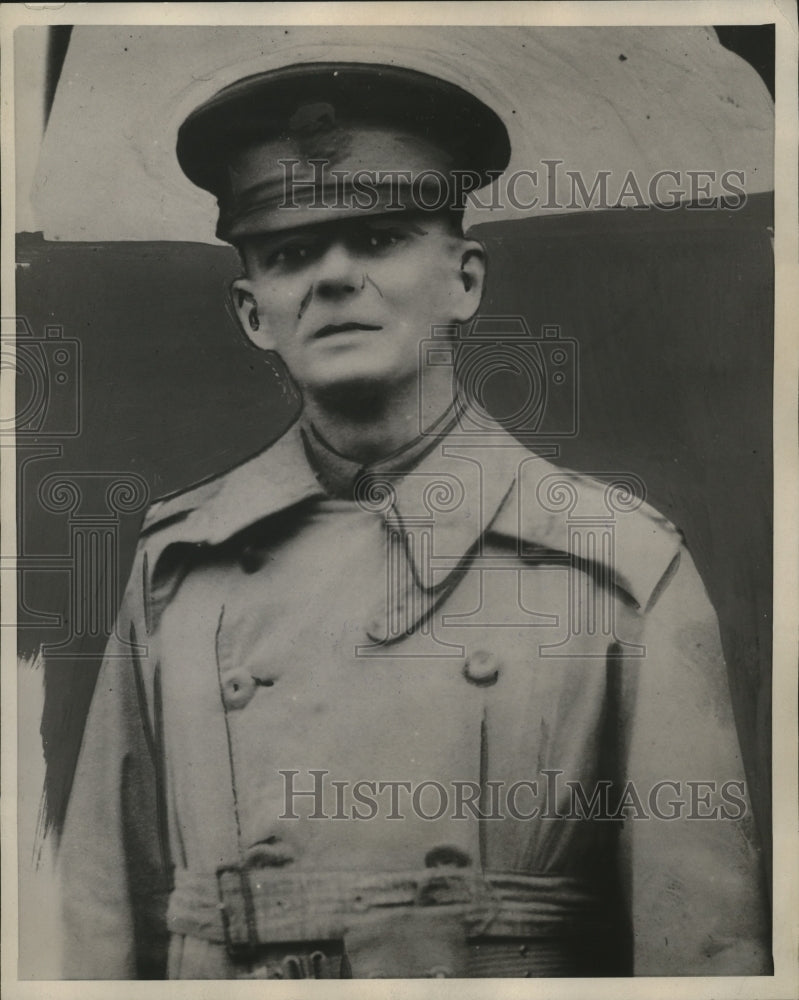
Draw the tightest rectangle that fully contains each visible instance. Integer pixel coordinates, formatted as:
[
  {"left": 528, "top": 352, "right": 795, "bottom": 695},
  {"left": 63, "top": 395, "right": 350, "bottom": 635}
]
[
  {"left": 451, "top": 240, "right": 486, "bottom": 323},
  {"left": 229, "top": 278, "right": 275, "bottom": 350}
]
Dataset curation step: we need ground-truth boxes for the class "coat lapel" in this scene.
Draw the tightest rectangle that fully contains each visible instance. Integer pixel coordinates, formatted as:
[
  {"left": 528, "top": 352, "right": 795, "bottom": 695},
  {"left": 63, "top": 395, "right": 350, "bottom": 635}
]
[
  {"left": 138, "top": 412, "right": 678, "bottom": 646},
  {"left": 361, "top": 424, "right": 540, "bottom": 646},
  {"left": 141, "top": 424, "right": 324, "bottom": 628}
]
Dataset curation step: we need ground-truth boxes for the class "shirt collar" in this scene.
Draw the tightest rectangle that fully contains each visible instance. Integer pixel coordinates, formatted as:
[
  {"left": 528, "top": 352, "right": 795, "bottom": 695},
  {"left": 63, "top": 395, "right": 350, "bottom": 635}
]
[{"left": 299, "top": 400, "right": 463, "bottom": 500}]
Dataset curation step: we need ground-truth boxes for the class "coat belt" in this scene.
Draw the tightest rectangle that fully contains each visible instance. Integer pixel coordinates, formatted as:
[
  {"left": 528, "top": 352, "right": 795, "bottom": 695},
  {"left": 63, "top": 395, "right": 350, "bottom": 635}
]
[{"left": 166, "top": 866, "right": 603, "bottom": 957}]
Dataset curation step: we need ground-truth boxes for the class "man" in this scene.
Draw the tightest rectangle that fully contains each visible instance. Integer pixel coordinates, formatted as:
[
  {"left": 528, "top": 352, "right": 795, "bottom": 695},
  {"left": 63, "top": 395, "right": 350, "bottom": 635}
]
[{"left": 58, "top": 61, "right": 769, "bottom": 979}]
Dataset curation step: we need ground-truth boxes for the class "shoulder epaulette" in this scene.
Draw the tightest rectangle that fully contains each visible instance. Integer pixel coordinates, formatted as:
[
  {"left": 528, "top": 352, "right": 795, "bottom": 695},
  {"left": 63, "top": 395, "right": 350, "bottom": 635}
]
[
  {"left": 140, "top": 472, "right": 228, "bottom": 538},
  {"left": 489, "top": 454, "right": 683, "bottom": 611}
]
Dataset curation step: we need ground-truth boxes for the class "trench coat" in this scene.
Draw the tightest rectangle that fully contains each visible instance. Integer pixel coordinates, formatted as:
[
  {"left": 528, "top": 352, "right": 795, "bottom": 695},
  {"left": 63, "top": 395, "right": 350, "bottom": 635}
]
[{"left": 58, "top": 416, "right": 769, "bottom": 979}]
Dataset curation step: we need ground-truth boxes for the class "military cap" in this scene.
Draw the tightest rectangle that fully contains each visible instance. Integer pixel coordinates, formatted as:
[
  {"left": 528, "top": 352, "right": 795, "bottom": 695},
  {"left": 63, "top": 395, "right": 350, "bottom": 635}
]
[{"left": 176, "top": 62, "right": 511, "bottom": 242}]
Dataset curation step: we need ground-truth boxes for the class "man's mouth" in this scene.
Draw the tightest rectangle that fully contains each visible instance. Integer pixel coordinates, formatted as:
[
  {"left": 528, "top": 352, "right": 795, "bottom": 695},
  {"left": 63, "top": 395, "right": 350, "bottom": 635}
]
[{"left": 312, "top": 322, "right": 383, "bottom": 339}]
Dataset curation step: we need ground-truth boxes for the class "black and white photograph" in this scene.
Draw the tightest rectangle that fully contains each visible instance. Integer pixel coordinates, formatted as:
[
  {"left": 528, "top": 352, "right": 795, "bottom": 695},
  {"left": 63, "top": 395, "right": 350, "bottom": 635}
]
[{"left": 2, "top": 3, "right": 797, "bottom": 995}]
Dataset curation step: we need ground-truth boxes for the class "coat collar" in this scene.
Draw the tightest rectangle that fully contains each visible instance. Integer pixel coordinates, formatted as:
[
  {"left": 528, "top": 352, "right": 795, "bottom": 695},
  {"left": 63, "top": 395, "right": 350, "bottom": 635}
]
[
  {"left": 139, "top": 415, "right": 530, "bottom": 633},
  {"left": 141, "top": 421, "right": 323, "bottom": 546},
  {"left": 141, "top": 414, "right": 681, "bottom": 628},
  {"left": 141, "top": 412, "right": 530, "bottom": 561}
]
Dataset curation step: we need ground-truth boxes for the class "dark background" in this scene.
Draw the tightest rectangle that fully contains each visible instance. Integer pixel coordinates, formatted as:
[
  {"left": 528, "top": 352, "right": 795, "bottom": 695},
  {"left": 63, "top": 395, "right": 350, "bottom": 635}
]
[{"left": 15, "top": 26, "right": 774, "bottom": 903}]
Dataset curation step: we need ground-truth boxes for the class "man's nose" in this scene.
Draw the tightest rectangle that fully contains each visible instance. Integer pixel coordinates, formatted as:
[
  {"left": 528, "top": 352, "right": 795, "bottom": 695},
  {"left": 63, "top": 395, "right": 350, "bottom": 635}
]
[{"left": 313, "top": 242, "right": 363, "bottom": 300}]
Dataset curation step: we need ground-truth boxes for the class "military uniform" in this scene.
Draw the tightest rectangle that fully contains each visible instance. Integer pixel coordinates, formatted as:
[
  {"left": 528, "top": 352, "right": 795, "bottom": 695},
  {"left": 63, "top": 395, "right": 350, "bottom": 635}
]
[
  {"left": 58, "top": 59, "right": 768, "bottom": 979},
  {"left": 58, "top": 412, "right": 768, "bottom": 978}
]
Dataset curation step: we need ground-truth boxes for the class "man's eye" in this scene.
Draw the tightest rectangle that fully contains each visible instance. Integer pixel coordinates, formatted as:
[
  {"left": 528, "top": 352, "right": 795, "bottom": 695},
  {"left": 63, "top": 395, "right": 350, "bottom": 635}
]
[
  {"left": 267, "top": 244, "right": 314, "bottom": 268},
  {"left": 364, "top": 229, "right": 406, "bottom": 250}
]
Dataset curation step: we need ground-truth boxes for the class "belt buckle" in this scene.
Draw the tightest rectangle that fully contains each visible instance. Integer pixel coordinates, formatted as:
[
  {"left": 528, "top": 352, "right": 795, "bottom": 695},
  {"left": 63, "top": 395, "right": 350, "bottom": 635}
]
[
  {"left": 216, "top": 862, "right": 260, "bottom": 959},
  {"left": 416, "top": 871, "right": 470, "bottom": 907}
]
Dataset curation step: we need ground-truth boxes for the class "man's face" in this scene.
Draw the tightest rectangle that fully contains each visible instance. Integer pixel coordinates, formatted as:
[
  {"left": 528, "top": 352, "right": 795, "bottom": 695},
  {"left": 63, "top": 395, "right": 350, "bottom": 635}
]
[{"left": 232, "top": 213, "right": 484, "bottom": 395}]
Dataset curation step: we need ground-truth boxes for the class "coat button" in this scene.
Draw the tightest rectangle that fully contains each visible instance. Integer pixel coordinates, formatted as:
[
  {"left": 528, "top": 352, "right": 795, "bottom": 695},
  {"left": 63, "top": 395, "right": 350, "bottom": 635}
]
[
  {"left": 220, "top": 669, "right": 257, "bottom": 710},
  {"left": 424, "top": 845, "right": 472, "bottom": 868},
  {"left": 462, "top": 650, "right": 501, "bottom": 686},
  {"left": 239, "top": 544, "right": 264, "bottom": 574}
]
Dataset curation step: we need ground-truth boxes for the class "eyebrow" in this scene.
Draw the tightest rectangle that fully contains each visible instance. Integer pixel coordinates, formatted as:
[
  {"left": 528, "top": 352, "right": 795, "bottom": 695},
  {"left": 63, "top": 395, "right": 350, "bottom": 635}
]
[
  {"left": 266, "top": 232, "right": 323, "bottom": 249},
  {"left": 247, "top": 217, "right": 430, "bottom": 260},
  {"left": 365, "top": 219, "right": 428, "bottom": 235}
]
